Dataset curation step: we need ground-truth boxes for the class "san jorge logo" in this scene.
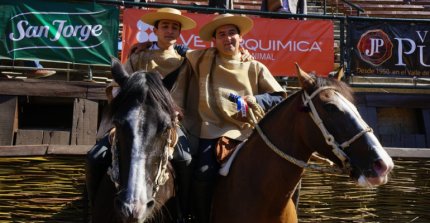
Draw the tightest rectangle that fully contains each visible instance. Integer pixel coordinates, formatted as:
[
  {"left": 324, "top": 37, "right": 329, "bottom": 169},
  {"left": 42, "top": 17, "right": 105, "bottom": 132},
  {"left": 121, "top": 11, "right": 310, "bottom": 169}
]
[
  {"left": 7, "top": 11, "right": 106, "bottom": 53},
  {"left": 357, "top": 29, "right": 393, "bottom": 66}
]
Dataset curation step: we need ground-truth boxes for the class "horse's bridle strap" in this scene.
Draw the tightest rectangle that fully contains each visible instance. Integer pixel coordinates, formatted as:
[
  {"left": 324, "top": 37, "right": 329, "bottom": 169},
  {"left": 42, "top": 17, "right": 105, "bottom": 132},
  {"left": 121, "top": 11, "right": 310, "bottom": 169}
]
[
  {"left": 106, "top": 126, "right": 177, "bottom": 198},
  {"left": 254, "top": 123, "right": 344, "bottom": 174},
  {"left": 303, "top": 87, "right": 350, "bottom": 164},
  {"left": 250, "top": 85, "right": 371, "bottom": 174}
]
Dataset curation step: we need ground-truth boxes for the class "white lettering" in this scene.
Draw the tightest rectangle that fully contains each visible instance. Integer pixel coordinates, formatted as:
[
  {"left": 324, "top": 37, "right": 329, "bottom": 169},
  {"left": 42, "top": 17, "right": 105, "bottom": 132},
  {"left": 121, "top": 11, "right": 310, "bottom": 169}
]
[
  {"left": 51, "top": 20, "right": 66, "bottom": 41},
  {"left": 243, "top": 39, "right": 322, "bottom": 52},
  {"left": 8, "top": 19, "right": 103, "bottom": 42},
  {"left": 62, "top": 25, "right": 74, "bottom": 38},
  {"left": 91, "top": 25, "right": 102, "bottom": 37},
  {"left": 9, "top": 20, "right": 28, "bottom": 41},
  {"left": 179, "top": 34, "right": 193, "bottom": 46},
  {"left": 79, "top": 25, "right": 92, "bottom": 41},
  {"left": 416, "top": 31, "right": 428, "bottom": 43},
  {"left": 297, "top": 41, "right": 310, "bottom": 52},
  {"left": 365, "top": 38, "right": 384, "bottom": 56},
  {"left": 417, "top": 45, "right": 430, "bottom": 67},
  {"left": 72, "top": 25, "right": 82, "bottom": 36},
  {"left": 245, "top": 39, "right": 258, "bottom": 51},
  {"left": 9, "top": 20, "right": 50, "bottom": 41},
  {"left": 193, "top": 36, "right": 205, "bottom": 48},
  {"left": 259, "top": 40, "right": 272, "bottom": 51},
  {"left": 310, "top": 41, "right": 322, "bottom": 51},
  {"left": 395, "top": 38, "right": 416, "bottom": 66}
]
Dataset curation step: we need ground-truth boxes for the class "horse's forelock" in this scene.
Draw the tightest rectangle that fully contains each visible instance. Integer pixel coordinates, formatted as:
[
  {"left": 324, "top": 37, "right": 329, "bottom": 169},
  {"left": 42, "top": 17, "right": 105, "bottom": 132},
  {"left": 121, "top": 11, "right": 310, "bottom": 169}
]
[
  {"left": 144, "top": 72, "right": 179, "bottom": 123},
  {"left": 108, "top": 71, "right": 178, "bottom": 128},
  {"left": 108, "top": 72, "right": 148, "bottom": 119},
  {"left": 315, "top": 75, "right": 354, "bottom": 104}
]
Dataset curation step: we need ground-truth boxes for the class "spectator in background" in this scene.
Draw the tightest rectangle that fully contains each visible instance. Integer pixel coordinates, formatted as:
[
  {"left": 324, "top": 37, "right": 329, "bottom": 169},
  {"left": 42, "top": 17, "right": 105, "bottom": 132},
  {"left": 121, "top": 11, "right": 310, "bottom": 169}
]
[
  {"left": 24, "top": 60, "right": 56, "bottom": 78},
  {"left": 261, "top": 0, "right": 307, "bottom": 15},
  {"left": 208, "top": 0, "right": 234, "bottom": 9}
]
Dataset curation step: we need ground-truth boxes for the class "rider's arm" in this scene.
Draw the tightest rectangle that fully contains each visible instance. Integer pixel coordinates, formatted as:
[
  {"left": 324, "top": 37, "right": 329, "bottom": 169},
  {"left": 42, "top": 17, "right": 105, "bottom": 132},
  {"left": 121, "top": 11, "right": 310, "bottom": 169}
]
[
  {"left": 174, "top": 44, "right": 189, "bottom": 57},
  {"left": 254, "top": 92, "right": 286, "bottom": 111}
]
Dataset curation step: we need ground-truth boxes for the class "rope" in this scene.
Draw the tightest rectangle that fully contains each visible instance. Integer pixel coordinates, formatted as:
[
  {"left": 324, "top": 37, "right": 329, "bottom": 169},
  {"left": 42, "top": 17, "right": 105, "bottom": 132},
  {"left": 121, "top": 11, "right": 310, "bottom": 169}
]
[
  {"left": 153, "top": 126, "right": 178, "bottom": 197},
  {"left": 249, "top": 108, "right": 346, "bottom": 174}
]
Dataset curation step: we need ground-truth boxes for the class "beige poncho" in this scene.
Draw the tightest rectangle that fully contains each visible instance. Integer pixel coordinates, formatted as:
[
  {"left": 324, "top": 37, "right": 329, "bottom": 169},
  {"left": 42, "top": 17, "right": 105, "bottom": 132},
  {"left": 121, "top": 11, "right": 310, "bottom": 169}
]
[{"left": 172, "top": 48, "right": 284, "bottom": 141}]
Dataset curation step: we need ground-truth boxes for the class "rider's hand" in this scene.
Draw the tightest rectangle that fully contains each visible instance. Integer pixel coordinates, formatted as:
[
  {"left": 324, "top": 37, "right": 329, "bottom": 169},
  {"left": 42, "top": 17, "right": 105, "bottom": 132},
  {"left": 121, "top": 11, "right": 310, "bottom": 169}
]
[
  {"left": 239, "top": 46, "right": 254, "bottom": 62},
  {"left": 244, "top": 95, "right": 265, "bottom": 124},
  {"left": 128, "top": 42, "right": 153, "bottom": 57},
  {"left": 228, "top": 93, "right": 265, "bottom": 125}
]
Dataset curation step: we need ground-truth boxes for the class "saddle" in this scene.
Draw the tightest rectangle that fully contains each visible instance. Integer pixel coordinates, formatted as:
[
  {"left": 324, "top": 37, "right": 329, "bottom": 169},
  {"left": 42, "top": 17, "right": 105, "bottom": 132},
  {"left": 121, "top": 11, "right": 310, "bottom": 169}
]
[{"left": 215, "top": 136, "right": 241, "bottom": 164}]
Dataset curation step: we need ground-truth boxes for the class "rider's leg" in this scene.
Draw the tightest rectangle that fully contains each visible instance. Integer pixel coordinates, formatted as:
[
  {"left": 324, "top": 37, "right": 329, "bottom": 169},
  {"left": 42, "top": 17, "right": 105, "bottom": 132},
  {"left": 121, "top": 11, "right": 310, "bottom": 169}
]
[
  {"left": 171, "top": 126, "right": 194, "bottom": 221},
  {"left": 85, "top": 135, "right": 112, "bottom": 206},
  {"left": 192, "top": 138, "right": 219, "bottom": 223}
]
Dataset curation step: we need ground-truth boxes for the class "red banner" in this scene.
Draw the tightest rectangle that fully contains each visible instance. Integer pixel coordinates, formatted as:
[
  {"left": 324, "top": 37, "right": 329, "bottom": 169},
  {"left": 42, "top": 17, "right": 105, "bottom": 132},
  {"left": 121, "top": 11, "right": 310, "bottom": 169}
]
[{"left": 122, "top": 9, "right": 334, "bottom": 76}]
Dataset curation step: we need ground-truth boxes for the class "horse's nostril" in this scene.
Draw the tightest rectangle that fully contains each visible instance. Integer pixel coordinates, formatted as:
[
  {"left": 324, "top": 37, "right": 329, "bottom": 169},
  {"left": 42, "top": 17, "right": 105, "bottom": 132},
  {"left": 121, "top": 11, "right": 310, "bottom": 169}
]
[
  {"left": 373, "top": 159, "right": 389, "bottom": 176},
  {"left": 147, "top": 199, "right": 155, "bottom": 209}
]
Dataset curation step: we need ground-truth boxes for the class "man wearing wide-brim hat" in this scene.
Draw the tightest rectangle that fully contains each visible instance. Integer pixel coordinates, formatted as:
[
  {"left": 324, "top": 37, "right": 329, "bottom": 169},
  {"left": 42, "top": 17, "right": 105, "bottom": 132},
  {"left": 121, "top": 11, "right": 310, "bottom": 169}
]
[
  {"left": 123, "top": 7, "right": 196, "bottom": 89},
  {"left": 107, "top": 7, "right": 196, "bottom": 100},
  {"left": 172, "top": 13, "right": 286, "bottom": 223},
  {"left": 88, "top": 8, "right": 196, "bottom": 222}
]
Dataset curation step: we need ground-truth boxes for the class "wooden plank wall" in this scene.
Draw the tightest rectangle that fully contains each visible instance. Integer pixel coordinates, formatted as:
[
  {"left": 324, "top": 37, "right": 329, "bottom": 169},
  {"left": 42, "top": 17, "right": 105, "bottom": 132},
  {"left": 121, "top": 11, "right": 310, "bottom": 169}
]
[
  {"left": 0, "top": 79, "right": 105, "bottom": 147},
  {"left": 15, "top": 129, "right": 71, "bottom": 145},
  {"left": 0, "top": 96, "right": 17, "bottom": 145},
  {"left": 423, "top": 109, "right": 430, "bottom": 148},
  {"left": 71, "top": 98, "right": 98, "bottom": 145},
  {"left": 356, "top": 92, "right": 430, "bottom": 148}
]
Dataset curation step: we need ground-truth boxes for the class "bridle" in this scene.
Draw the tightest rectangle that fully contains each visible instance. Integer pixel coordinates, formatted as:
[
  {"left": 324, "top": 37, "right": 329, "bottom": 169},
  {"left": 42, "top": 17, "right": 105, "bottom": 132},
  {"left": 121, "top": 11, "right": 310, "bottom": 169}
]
[
  {"left": 252, "top": 86, "right": 372, "bottom": 174},
  {"left": 107, "top": 124, "right": 178, "bottom": 198}
]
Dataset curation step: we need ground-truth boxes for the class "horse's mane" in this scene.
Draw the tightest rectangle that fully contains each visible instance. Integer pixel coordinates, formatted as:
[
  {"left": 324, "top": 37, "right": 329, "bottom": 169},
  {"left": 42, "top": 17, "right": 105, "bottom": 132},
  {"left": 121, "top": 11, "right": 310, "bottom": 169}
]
[
  {"left": 262, "top": 75, "right": 354, "bottom": 122},
  {"left": 109, "top": 71, "right": 178, "bottom": 122}
]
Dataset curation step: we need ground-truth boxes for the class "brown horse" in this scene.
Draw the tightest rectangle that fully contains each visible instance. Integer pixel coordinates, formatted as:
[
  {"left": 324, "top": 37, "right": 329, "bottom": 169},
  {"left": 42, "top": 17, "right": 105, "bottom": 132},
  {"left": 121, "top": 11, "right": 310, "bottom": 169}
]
[
  {"left": 211, "top": 65, "right": 394, "bottom": 223},
  {"left": 90, "top": 59, "right": 178, "bottom": 223}
]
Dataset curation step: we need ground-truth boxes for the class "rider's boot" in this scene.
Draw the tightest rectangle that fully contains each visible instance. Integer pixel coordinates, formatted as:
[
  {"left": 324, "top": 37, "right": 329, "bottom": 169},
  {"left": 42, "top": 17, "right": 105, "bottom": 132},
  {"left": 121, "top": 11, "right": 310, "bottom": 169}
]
[
  {"left": 192, "top": 180, "right": 213, "bottom": 223},
  {"left": 173, "top": 159, "right": 194, "bottom": 222},
  {"left": 85, "top": 135, "right": 111, "bottom": 206}
]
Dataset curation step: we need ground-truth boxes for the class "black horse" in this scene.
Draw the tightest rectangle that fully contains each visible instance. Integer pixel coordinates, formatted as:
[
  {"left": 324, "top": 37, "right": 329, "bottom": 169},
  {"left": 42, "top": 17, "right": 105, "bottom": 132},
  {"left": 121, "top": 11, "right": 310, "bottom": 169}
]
[{"left": 88, "top": 59, "right": 179, "bottom": 223}]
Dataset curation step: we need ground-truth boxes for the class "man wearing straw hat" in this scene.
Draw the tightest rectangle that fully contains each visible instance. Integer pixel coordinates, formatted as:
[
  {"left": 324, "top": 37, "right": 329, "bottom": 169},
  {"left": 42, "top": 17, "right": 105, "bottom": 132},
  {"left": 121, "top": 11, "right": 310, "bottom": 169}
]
[
  {"left": 172, "top": 13, "right": 286, "bottom": 223},
  {"left": 123, "top": 7, "right": 196, "bottom": 90},
  {"left": 87, "top": 7, "right": 197, "bottom": 222}
]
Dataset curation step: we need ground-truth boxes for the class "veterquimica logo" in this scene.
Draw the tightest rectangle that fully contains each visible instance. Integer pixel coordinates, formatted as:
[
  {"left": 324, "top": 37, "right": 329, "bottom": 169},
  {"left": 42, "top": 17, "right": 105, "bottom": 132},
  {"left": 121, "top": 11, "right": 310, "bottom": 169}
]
[
  {"left": 136, "top": 20, "right": 157, "bottom": 43},
  {"left": 7, "top": 10, "right": 106, "bottom": 53},
  {"left": 357, "top": 29, "right": 393, "bottom": 66}
]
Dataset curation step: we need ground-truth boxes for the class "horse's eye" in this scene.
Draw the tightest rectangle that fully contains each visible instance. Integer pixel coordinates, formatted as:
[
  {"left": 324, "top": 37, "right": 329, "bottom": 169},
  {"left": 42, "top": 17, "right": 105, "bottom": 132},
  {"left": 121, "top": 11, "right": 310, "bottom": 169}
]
[
  {"left": 324, "top": 103, "right": 339, "bottom": 113},
  {"left": 112, "top": 120, "right": 120, "bottom": 128}
]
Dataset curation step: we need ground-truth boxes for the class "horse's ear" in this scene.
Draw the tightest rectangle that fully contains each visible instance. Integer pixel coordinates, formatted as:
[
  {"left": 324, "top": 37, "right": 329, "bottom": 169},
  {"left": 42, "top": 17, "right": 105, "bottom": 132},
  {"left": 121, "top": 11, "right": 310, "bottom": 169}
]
[
  {"left": 111, "top": 57, "right": 129, "bottom": 87},
  {"left": 295, "top": 63, "right": 315, "bottom": 90},
  {"left": 333, "top": 65, "right": 344, "bottom": 81}
]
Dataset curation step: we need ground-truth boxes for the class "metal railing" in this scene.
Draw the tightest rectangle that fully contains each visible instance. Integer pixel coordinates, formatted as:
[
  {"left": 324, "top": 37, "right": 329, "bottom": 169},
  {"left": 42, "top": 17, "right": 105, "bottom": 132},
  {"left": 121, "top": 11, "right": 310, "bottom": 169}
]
[
  {"left": 321, "top": 0, "right": 365, "bottom": 16},
  {"left": 2, "top": 0, "right": 429, "bottom": 89}
]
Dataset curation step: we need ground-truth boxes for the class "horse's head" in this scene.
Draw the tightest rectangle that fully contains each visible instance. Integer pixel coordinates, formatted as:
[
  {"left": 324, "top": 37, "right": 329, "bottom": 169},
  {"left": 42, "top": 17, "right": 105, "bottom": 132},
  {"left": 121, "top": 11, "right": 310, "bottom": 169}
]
[
  {"left": 295, "top": 64, "right": 393, "bottom": 187},
  {"left": 108, "top": 58, "right": 177, "bottom": 222}
]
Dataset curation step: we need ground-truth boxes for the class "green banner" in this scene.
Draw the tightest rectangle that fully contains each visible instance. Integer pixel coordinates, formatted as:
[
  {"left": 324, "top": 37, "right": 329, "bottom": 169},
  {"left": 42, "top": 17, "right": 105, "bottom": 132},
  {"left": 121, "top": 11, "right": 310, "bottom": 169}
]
[{"left": 0, "top": 0, "right": 119, "bottom": 65}]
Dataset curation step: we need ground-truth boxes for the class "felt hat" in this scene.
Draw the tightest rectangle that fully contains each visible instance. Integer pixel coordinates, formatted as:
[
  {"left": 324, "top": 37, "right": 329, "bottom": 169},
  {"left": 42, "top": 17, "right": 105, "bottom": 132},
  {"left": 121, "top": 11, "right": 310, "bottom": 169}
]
[
  {"left": 199, "top": 13, "right": 253, "bottom": 41},
  {"left": 141, "top": 7, "right": 196, "bottom": 30}
]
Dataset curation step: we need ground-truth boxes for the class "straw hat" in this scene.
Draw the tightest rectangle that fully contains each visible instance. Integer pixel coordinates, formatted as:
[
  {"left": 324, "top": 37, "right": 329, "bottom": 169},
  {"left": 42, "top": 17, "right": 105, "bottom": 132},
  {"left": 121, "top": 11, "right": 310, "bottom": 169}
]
[
  {"left": 141, "top": 8, "right": 196, "bottom": 30},
  {"left": 199, "top": 14, "right": 254, "bottom": 41}
]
